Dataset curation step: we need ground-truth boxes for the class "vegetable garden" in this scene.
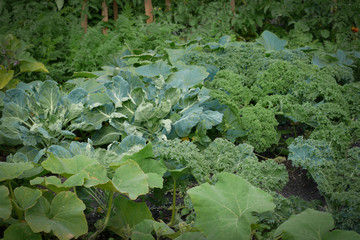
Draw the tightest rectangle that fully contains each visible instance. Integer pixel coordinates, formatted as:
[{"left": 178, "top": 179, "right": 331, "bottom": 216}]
[{"left": 0, "top": 0, "right": 360, "bottom": 239}]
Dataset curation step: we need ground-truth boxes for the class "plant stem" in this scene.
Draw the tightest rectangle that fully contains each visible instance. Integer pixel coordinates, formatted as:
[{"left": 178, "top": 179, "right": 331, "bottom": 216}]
[
  {"left": 88, "top": 191, "right": 114, "bottom": 240},
  {"left": 169, "top": 178, "right": 177, "bottom": 226},
  {"left": 103, "top": 191, "right": 114, "bottom": 228},
  {"left": 292, "top": 122, "right": 297, "bottom": 138},
  {"left": 84, "top": 188, "right": 106, "bottom": 213},
  {"left": 8, "top": 180, "right": 23, "bottom": 221},
  {"left": 254, "top": 153, "right": 268, "bottom": 160}
]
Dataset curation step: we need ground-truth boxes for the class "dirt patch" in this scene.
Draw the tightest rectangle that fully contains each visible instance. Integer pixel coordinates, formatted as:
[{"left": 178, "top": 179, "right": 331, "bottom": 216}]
[
  {"left": 280, "top": 159, "right": 325, "bottom": 203},
  {"left": 0, "top": 153, "right": 6, "bottom": 162}
]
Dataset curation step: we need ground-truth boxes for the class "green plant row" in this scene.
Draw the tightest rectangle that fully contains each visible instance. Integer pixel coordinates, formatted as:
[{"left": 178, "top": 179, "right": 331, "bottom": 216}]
[
  {"left": 1, "top": 0, "right": 359, "bottom": 84},
  {"left": 1, "top": 137, "right": 359, "bottom": 240},
  {"left": 0, "top": 31, "right": 359, "bottom": 239}
]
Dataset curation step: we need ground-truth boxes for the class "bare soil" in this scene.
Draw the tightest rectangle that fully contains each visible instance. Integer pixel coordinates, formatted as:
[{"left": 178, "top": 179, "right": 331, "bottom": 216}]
[{"left": 280, "top": 159, "right": 325, "bottom": 203}]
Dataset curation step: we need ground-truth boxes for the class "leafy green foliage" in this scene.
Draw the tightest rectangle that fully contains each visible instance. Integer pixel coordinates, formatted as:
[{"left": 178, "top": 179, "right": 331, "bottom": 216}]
[
  {"left": 131, "top": 219, "right": 175, "bottom": 240},
  {"left": 0, "top": 134, "right": 167, "bottom": 239},
  {"left": 71, "top": 14, "right": 180, "bottom": 72},
  {"left": 0, "top": 162, "right": 34, "bottom": 181},
  {"left": 154, "top": 138, "right": 288, "bottom": 192},
  {"left": 257, "top": 194, "right": 324, "bottom": 233},
  {"left": 3, "top": 223, "right": 42, "bottom": 240},
  {"left": 0, "top": 34, "right": 49, "bottom": 89},
  {"left": 0, "top": 1, "right": 80, "bottom": 82},
  {"left": 0, "top": 1, "right": 359, "bottom": 236},
  {"left": 107, "top": 195, "right": 153, "bottom": 238},
  {"left": 0, "top": 80, "right": 82, "bottom": 148},
  {"left": 0, "top": 185, "right": 11, "bottom": 220},
  {"left": 188, "top": 172, "right": 275, "bottom": 240},
  {"left": 238, "top": 105, "right": 279, "bottom": 152},
  {"left": 182, "top": 33, "right": 357, "bottom": 154},
  {"left": 273, "top": 208, "right": 360, "bottom": 240},
  {"left": 65, "top": 58, "right": 221, "bottom": 144},
  {"left": 25, "top": 191, "right": 88, "bottom": 240},
  {"left": 14, "top": 186, "right": 42, "bottom": 210},
  {"left": 256, "top": 30, "right": 288, "bottom": 51},
  {"left": 288, "top": 137, "right": 360, "bottom": 231}
]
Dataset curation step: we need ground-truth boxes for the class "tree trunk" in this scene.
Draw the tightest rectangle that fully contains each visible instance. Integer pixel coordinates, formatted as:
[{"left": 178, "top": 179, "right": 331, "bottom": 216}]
[
  {"left": 102, "top": 0, "right": 108, "bottom": 35},
  {"left": 81, "top": 0, "right": 88, "bottom": 33},
  {"left": 230, "top": 0, "right": 236, "bottom": 15},
  {"left": 165, "top": 0, "right": 171, "bottom": 11},
  {"left": 113, "top": 0, "right": 118, "bottom": 22},
  {"left": 145, "top": 0, "right": 153, "bottom": 24}
]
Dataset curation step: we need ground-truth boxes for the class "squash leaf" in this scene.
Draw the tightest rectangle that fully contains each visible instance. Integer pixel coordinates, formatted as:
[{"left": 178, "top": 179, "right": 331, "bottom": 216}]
[
  {"left": 41, "top": 154, "right": 109, "bottom": 188},
  {"left": 273, "top": 208, "right": 360, "bottom": 240},
  {"left": 0, "top": 186, "right": 12, "bottom": 220},
  {"left": 25, "top": 191, "right": 88, "bottom": 240},
  {"left": 14, "top": 186, "right": 42, "bottom": 210},
  {"left": 111, "top": 160, "right": 149, "bottom": 200},
  {"left": 107, "top": 195, "right": 153, "bottom": 237},
  {"left": 3, "top": 222, "right": 42, "bottom": 240},
  {"left": 131, "top": 219, "right": 175, "bottom": 240},
  {"left": 188, "top": 172, "right": 275, "bottom": 240},
  {"left": 0, "top": 162, "right": 34, "bottom": 181},
  {"left": 256, "top": 30, "right": 287, "bottom": 51}
]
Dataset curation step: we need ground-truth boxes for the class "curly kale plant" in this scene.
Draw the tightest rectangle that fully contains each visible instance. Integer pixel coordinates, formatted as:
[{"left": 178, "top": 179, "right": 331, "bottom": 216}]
[
  {"left": 238, "top": 106, "right": 279, "bottom": 152},
  {"left": 210, "top": 70, "right": 253, "bottom": 109},
  {"left": 179, "top": 34, "right": 357, "bottom": 154},
  {"left": 209, "top": 71, "right": 279, "bottom": 152},
  {"left": 154, "top": 138, "right": 288, "bottom": 192},
  {"left": 152, "top": 138, "right": 207, "bottom": 182},
  {"left": 288, "top": 137, "right": 360, "bottom": 231}
]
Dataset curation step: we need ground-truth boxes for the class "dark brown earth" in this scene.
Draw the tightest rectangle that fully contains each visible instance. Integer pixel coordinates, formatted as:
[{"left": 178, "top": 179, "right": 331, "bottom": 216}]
[{"left": 280, "top": 159, "right": 325, "bottom": 203}]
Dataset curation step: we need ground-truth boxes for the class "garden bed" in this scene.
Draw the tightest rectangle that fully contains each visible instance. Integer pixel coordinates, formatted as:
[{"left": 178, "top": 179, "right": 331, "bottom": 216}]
[{"left": 0, "top": 30, "right": 359, "bottom": 239}]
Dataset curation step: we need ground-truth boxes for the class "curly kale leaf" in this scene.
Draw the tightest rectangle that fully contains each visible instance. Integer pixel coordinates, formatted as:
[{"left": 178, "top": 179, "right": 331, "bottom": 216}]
[
  {"left": 208, "top": 70, "right": 279, "bottom": 152},
  {"left": 152, "top": 139, "right": 208, "bottom": 182},
  {"left": 343, "top": 82, "right": 360, "bottom": 119},
  {"left": 310, "top": 122, "right": 359, "bottom": 159},
  {"left": 201, "top": 138, "right": 288, "bottom": 192},
  {"left": 209, "top": 70, "right": 253, "bottom": 108},
  {"left": 238, "top": 106, "right": 279, "bottom": 152},
  {"left": 154, "top": 138, "right": 288, "bottom": 192},
  {"left": 251, "top": 60, "right": 311, "bottom": 99},
  {"left": 182, "top": 40, "right": 354, "bottom": 131},
  {"left": 182, "top": 42, "right": 268, "bottom": 83},
  {"left": 323, "top": 64, "right": 354, "bottom": 85},
  {"left": 288, "top": 137, "right": 360, "bottom": 231},
  {"left": 288, "top": 136, "right": 334, "bottom": 174}
]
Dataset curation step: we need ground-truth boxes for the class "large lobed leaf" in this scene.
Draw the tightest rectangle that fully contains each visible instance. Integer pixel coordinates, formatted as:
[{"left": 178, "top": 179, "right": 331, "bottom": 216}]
[
  {"left": 3, "top": 222, "right": 42, "bottom": 240},
  {"left": 25, "top": 191, "right": 88, "bottom": 240},
  {"left": 188, "top": 172, "right": 275, "bottom": 240},
  {"left": 41, "top": 154, "right": 109, "bottom": 188},
  {"left": 14, "top": 186, "right": 42, "bottom": 210},
  {"left": 135, "top": 60, "right": 173, "bottom": 79},
  {"left": 0, "top": 162, "right": 34, "bottom": 181},
  {"left": 107, "top": 195, "right": 153, "bottom": 237},
  {"left": 0, "top": 185, "right": 12, "bottom": 220},
  {"left": 256, "top": 30, "right": 287, "bottom": 51},
  {"left": 167, "top": 65, "right": 208, "bottom": 91},
  {"left": 111, "top": 160, "right": 149, "bottom": 200},
  {"left": 273, "top": 208, "right": 360, "bottom": 240}
]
